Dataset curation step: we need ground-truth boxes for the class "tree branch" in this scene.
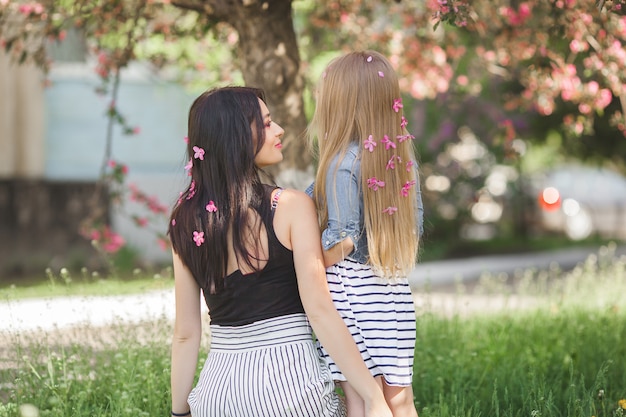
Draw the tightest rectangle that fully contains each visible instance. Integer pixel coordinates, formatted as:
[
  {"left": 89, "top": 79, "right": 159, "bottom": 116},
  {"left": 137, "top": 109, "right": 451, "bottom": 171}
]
[
  {"left": 170, "top": 0, "right": 235, "bottom": 20},
  {"left": 170, "top": 0, "right": 206, "bottom": 13}
]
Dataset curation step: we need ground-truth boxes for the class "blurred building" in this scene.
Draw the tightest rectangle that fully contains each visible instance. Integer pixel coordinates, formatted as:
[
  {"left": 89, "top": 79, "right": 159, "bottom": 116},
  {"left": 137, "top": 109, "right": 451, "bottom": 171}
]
[{"left": 0, "top": 35, "right": 194, "bottom": 280}]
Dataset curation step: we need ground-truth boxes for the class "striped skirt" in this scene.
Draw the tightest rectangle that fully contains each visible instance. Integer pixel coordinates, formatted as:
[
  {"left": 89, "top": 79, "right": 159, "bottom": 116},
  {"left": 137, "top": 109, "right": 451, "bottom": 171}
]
[
  {"left": 188, "top": 313, "right": 346, "bottom": 417},
  {"left": 317, "top": 259, "right": 417, "bottom": 387}
]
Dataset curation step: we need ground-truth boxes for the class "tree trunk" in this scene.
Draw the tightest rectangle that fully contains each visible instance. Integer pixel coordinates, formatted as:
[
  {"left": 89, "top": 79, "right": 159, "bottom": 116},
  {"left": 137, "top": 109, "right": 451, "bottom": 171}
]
[{"left": 196, "top": 0, "right": 312, "bottom": 189}]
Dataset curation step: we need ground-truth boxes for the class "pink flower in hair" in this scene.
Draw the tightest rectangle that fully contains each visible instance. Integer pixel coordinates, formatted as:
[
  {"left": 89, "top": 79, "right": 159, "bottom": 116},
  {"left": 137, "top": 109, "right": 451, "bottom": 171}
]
[
  {"left": 193, "top": 231, "right": 205, "bottom": 246},
  {"left": 386, "top": 155, "right": 401, "bottom": 170},
  {"left": 382, "top": 206, "right": 398, "bottom": 215},
  {"left": 397, "top": 134, "right": 415, "bottom": 142},
  {"left": 186, "top": 180, "right": 196, "bottom": 200},
  {"left": 381, "top": 135, "right": 396, "bottom": 150},
  {"left": 364, "top": 135, "right": 377, "bottom": 152},
  {"left": 378, "top": 71, "right": 385, "bottom": 78},
  {"left": 401, "top": 116, "right": 408, "bottom": 128},
  {"left": 171, "top": 219, "right": 176, "bottom": 226},
  {"left": 393, "top": 98, "right": 403, "bottom": 113},
  {"left": 206, "top": 201, "right": 218, "bottom": 212},
  {"left": 367, "top": 56, "right": 373, "bottom": 62},
  {"left": 184, "top": 136, "right": 189, "bottom": 144},
  {"left": 406, "top": 160, "right": 415, "bottom": 172},
  {"left": 184, "top": 158, "right": 193, "bottom": 174},
  {"left": 193, "top": 146, "right": 205, "bottom": 160},
  {"left": 401, "top": 180, "right": 417, "bottom": 197},
  {"left": 367, "top": 177, "right": 385, "bottom": 191}
]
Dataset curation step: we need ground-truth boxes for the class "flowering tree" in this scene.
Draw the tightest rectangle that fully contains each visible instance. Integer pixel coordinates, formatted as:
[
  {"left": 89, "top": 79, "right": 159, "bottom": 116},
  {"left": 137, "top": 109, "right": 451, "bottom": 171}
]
[
  {"left": 3, "top": 0, "right": 625, "bottom": 165},
  {"left": 2, "top": 0, "right": 626, "bottom": 255},
  {"left": 305, "top": 0, "right": 626, "bottom": 164}
]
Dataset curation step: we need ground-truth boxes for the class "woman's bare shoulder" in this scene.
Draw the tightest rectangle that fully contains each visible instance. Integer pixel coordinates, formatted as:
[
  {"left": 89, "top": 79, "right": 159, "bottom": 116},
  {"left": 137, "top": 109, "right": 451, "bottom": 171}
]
[{"left": 276, "top": 188, "right": 315, "bottom": 208}]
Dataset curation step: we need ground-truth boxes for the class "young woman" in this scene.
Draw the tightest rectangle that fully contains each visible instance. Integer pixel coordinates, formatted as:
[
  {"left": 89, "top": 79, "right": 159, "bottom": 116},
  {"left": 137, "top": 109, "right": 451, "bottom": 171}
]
[
  {"left": 168, "top": 86, "right": 392, "bottom": 417},
  {"left": 307, "top": 51, "right": 424, "bottom": 417}
]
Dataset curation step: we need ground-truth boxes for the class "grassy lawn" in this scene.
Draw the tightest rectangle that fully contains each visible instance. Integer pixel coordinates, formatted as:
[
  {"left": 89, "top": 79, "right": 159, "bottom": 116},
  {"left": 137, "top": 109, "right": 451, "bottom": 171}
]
[
  {"left": 0, "top": 267, "right": 174, "bottom": 301},
  {"left": 1, "top": 245, "right": 625, "bottom": 416}
]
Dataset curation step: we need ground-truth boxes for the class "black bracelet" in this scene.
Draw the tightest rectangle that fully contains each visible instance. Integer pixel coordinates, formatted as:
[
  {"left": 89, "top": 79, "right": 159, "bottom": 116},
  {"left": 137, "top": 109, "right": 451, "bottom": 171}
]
[{"left": 171, "top": 410, "right": 191, "bottom": 416}]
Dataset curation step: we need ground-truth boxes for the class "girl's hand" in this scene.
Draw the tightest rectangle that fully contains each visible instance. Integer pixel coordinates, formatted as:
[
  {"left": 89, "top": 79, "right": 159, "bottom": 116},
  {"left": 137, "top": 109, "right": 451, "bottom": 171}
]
[{"left": 364, "top": 399, "right": 393, "bottom": 417}]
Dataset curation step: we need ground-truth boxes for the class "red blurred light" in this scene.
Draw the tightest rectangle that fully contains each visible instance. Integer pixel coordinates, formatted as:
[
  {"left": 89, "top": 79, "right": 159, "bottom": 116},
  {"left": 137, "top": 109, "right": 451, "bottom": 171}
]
[{"left": 538, "top": 187, "right": 561, "bottom": 211}]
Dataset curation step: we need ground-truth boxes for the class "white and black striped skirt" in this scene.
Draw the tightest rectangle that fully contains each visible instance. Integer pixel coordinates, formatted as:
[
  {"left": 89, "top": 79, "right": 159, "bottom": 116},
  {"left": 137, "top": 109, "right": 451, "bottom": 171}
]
[
  {"left": 188, "top": 313, "right": 346, "bottom": 417},
  {"left": 317, "top": 259, "right": 417, "bottom": 387}
]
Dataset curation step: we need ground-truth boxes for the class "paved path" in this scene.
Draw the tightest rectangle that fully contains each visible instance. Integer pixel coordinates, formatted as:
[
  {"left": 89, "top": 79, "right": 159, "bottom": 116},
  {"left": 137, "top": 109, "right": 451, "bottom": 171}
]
[{"left": 1, "top": 245, "right": 624, "bottom": 333}]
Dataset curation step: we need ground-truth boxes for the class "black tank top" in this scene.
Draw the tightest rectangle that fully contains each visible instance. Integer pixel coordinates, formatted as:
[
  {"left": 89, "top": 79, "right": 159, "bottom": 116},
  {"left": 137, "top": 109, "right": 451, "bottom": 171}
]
[{"left": 204, "top": 186, "right": 305, "bottom": 326}]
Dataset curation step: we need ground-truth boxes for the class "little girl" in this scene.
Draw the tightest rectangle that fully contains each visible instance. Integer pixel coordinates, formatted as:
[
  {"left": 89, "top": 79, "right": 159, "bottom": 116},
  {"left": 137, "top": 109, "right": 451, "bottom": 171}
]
[{"left": 307, "top": 51, "right": 424, "bottom": 417}]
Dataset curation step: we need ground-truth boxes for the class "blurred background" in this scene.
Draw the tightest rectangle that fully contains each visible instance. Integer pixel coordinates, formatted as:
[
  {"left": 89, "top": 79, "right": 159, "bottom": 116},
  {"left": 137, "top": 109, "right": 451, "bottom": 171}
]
[{"left": 1, "top": 0, "right": 625, "bottom": 282}]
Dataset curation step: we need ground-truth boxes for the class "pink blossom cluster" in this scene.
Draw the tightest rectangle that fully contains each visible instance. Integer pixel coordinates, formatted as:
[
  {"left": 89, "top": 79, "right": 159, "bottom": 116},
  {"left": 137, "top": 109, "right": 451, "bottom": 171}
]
[
  {"left": 17, "top": 2, "right": 44, "bottom": 16},
  {"left": 82, "top": 225, "right": 125, "bottom": 254},
  {"left": 499, "top": 3, "right": 532, "bottom": 27},
  {"left": 128, "top": 183, "right": 169, "bottom": 216}
]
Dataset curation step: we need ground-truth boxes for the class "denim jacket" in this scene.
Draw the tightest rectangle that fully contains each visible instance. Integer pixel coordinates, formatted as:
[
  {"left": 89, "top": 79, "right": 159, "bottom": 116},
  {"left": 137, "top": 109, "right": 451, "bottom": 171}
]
[{"left": 306, "top": 142, "right": 424, "bottom": 264}]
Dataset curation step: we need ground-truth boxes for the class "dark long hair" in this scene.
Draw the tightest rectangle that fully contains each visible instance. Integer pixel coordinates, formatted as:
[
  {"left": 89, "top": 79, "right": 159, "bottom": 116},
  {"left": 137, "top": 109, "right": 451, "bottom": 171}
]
[{"left": 168, "top": 86, "right": 269, "bottom": 294}]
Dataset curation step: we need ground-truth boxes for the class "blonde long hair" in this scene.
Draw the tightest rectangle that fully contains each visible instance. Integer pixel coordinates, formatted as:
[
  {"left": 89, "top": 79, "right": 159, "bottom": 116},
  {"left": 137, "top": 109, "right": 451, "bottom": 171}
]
[{"left": 308, "top": 50, "right": 420, "bottom": 278}]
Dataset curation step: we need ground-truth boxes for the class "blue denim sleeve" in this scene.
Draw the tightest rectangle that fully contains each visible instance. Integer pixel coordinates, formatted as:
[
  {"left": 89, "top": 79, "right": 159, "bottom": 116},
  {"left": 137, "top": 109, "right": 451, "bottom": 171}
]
[
  {"left": 305, "top": 182, "right": 314, "bottom": 197},
  {"left": 415, "top": 170, "right": 424, "bottom": 237},
  {"left": 321, "top": 160, "right": 361, "bottom": 252}
]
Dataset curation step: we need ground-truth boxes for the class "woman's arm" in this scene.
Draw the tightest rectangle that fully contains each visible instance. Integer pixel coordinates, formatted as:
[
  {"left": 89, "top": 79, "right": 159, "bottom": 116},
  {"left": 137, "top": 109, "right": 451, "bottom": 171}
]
[
  {"left": 280, "top": 190, "right": 391, "bottom": 417},
  {"left": 170, "top": 251, "right": 202, "bottom": 415}
]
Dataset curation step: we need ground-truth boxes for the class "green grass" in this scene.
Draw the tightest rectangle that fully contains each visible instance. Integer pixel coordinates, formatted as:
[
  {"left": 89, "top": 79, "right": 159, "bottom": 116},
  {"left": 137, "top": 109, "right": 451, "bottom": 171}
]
[
  {"left": 1, "top": 245, "right": 626, "bottom": 417},
  {"left": 0, "top": 266, "right": 174, "bottom": 301},
  {"left": 419, "top": 235, "right": 619, "bottom": 262}
]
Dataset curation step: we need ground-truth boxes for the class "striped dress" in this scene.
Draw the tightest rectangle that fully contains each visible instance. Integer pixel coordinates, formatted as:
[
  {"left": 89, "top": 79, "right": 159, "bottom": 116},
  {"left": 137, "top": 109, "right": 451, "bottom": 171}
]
[
  {"left": 188, "top": 314, "right": 346, "bottom": 416},
  {"left": 317, "top": 259, "right": 416, "bottom": 387}
]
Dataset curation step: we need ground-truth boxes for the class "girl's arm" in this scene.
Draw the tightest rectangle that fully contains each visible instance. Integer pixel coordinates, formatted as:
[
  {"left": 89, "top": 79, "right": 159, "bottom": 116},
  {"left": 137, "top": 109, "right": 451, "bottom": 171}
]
[
  {"left": 170, "top": 251, "right": 202, "bottom": 416},
  {"left": 281, "top": 190, "right": 391, "bottom": 417},
  {"left": 322, "top": 236, "right": 354, "bottom": 267},
  {"left": 321, "top": 153, "right": 361, "bottom": 267}
]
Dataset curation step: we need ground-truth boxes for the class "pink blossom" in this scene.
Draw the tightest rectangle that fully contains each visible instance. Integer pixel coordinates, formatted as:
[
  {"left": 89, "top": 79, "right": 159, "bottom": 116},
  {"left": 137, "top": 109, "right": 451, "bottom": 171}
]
[
  {"left": 382, "top": 206, "right": 398, "bottom": 215},
  {"left": 134, "top": 217, "right": 148, "bottom": 227},
  {"left": 101, "top": 228, "right": 125, "bottom": 253},
  {"left": 578, "top": 103, "right": 592, "bottom": 114},
  {"left": 397, "top": 134, "right": 415, "bottom": 143},
  {"left": 386, "top": 155, "right": 401, "bottom": 170},
  {"left": 193, "top": 146, "right": 205, "bottom": 160},
  {"left": 569, "top": 39, "right": 588, "bottom": 53},
  {"left": 381, "top": 135, "right": 396, "bottom": 150},
  {"left": 392, "top": 98, "right": 403, "bottom": 113},
  {"left": 186, "top": 180, "right": 196, "bottom": 200},
  {"left": 364, "top": 135, "right": 377, "bottom": 152},
  {"left": 401, "top": 180, "right": 417, "bottom": 197},
  {"left": 206, "top": 201, "right": 218, "bottom": 212},
  {"left": 193, "top": 231, "right": 205, "bottom": 247},
  {"left": 157, "top": 238, "right": 168, "bottom": 251},
  {"left": 457, "top": 75, "right": 469, "bottom": 86},
  {"left": 367, "top": 177, "right": 386, "bottom": 191},
  {"left": 595, "top": 89, "right": 613, "bottom": 109}
]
